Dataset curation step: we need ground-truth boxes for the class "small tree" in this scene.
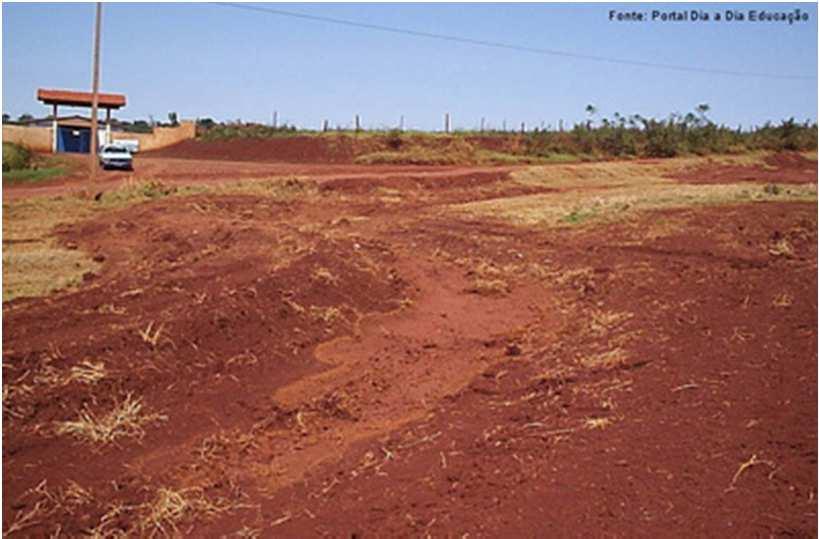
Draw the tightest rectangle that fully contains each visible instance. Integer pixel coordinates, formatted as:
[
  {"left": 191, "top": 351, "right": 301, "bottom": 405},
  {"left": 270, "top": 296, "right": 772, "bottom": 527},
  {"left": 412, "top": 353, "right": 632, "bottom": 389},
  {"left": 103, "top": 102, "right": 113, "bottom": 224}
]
[
  {"left": 585, "top": 104, "right": 597, "bottom": 128},
  {"left": 168, "top": 112, "right": 179, "bottom": 126},
  {"left": 17, "top": 113, "right": 34, "bottom": 123}
]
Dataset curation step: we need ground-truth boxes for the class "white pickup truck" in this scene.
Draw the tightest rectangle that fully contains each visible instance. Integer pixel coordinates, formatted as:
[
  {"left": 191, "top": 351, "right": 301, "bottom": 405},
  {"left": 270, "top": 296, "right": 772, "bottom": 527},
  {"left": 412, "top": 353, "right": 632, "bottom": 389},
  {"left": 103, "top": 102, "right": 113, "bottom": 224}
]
[{"left": 98, "top": 144, "right": 134, "bottom": 171}]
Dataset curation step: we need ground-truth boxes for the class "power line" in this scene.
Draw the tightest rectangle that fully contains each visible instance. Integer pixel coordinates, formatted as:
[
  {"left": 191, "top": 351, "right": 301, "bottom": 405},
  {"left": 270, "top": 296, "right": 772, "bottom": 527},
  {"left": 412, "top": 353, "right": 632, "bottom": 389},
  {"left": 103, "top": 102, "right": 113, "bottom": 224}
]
[{"left": 215, "top": 2, "right": 813, "bottom": 81}]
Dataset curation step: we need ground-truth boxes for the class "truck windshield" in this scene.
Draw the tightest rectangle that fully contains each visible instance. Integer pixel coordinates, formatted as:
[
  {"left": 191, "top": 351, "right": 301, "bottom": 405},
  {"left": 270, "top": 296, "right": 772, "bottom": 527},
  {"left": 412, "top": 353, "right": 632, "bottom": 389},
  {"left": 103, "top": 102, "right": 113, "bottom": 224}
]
[{"left": 105, "top": 146, "right": 129, "bottom": 153}]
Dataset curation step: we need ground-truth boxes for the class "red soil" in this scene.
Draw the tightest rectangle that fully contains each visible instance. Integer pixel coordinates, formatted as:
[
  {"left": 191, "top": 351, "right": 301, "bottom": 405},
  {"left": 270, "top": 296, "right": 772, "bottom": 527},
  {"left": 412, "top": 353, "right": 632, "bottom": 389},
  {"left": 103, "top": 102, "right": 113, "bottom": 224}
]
[
  {"left": 3, "top": 156, "right": 816, "bottom": 536},
  {"left": 145, "top": 135, "right": 365, "bottom": 164},
  {"left": 669, "top": 152, "right": 817, "bottom": 184},
  {"left": 143, "top": 134, "right": 528, "bottom": 165}
]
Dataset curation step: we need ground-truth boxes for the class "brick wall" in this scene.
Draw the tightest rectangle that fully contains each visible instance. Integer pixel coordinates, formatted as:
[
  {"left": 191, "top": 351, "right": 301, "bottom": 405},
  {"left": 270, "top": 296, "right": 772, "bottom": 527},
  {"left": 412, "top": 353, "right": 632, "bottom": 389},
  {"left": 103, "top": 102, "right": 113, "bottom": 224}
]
[
  {"left": 111, "top": 121, "right": 195, "bottom": 151},
  {"left": 3, "top": 120, "right": 196, "bottom": 153},
  {"left": 2, "top": 124, "right": 53, "bottom": 152}
]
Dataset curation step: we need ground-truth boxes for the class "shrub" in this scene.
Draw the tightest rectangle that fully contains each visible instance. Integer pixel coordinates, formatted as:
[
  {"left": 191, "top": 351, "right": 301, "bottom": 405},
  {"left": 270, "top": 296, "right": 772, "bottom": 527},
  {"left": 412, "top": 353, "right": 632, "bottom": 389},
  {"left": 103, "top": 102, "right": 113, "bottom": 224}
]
[{"left": 3, "top": 142, "right": 32, "bottom": 172}]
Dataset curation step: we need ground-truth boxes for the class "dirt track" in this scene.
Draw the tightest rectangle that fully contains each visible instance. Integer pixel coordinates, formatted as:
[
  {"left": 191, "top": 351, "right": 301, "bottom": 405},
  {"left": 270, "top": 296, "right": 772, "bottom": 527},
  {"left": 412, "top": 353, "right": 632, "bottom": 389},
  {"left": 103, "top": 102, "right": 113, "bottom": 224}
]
[
  {"left": 2, "top": 154, "right": 524, "bottom": 202},
  {"left": 3, "top": 151, "right": 817, "bottom": 536}
]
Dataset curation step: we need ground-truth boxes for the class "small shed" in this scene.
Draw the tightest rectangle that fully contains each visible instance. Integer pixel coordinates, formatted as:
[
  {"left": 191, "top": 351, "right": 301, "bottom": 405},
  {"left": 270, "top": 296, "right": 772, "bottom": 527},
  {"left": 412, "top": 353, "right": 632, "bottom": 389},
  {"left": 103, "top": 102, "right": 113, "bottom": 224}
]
[{"left": 36, "top": 88, "right": 126, "bottom": 153}]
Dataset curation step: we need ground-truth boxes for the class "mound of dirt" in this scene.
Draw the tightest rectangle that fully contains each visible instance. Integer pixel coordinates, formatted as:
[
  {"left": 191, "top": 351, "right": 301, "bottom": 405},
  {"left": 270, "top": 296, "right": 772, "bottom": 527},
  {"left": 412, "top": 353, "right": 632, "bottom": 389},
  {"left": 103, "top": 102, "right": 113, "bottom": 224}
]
[
  {"left": 143, "top": 134, "right": 530, "bottom": 165},
  {"left": 144, "top": 136, "right": 373, "bottom": 164}
]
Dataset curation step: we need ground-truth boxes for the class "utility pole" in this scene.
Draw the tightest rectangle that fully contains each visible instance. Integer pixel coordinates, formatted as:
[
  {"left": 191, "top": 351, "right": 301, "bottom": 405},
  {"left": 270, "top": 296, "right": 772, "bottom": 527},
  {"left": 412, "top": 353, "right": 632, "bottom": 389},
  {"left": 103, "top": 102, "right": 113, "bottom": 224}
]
[
  {"left": 355, "top": 114, "right": 361, "bottom": 132},
  {"left": 272, "top": 110, "right": 278, "bottom": 129},
  {"left": 480, "top": 117, "right": 485, "bottom": 133},
  {"left": 444, "top": 113, "right": 451, "bottom": 133},
  {"left": 89, "top": 2, "right": 102, "bottom": 180}
]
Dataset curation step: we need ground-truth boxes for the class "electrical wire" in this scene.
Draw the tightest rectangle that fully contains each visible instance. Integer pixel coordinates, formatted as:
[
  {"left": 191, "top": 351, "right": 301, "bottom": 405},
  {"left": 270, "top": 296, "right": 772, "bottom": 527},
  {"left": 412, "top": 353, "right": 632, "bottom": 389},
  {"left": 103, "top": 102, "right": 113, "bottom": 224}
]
[{"left": 215, "top": 2, "right": 813, "bottom": 81}]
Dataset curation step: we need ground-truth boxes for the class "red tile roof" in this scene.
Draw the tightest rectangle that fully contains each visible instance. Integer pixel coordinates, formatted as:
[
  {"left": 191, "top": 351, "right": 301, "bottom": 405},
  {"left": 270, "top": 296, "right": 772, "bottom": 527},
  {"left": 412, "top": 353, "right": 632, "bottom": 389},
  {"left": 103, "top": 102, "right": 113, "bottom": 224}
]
[{"left": 37, "top": 88, "right": 126, "bottom": 109}]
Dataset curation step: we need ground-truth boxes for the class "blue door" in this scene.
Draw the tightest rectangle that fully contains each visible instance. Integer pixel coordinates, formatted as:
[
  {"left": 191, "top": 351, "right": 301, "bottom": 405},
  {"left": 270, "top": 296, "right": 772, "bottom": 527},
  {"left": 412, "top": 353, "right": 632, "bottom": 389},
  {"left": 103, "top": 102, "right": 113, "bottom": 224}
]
[{"left": 57, "top": 126, "right": 91, "bottom": 153}]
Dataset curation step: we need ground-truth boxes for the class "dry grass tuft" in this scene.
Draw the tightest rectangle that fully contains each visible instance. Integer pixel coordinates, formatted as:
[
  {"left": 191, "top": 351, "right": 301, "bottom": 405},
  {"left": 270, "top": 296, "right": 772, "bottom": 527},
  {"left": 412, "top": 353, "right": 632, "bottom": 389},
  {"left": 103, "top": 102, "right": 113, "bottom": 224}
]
[
  {"left": 54, "top": 393, "right": 166, "bottom": 445},
  {"left": 3, "top": 380, "right": 34, "bottom": 419},
  {"left": 139, "top": 487, "right": 236, "bottom": 537},
  {"left": 311, "top": 267, "right": 340, "bottom": 285},
  {"left": 583, "top": 417, "right": 613, "bottom": 430},
  {"left": 768, "top": 238, "right": 794, "bottom": 257},
  {"left": 33, "top": 360, "right": 107, "bottom": 391},
  {"left": 88, "top": 486, "right": 238, "bottom": 538},
  {"left": 577, "top": 348, "right": 629, "bottom": 371},
  {"left": 589, "top": 310, "right": 634, "bottom": 335},
  {"left": 310, "top": 305, "right": 344, "bottom": 324},
  {"left": 771, "top": 292, "right": 793, "bottom": 308},
  {"left": 5, "top": 479, "right": 94, "bottom": 535},
  {"left": 466, "top": 278, "right": 510, "bottom": 296},
  {"left": 138, "top": 321, "right": 166, "bottom": 348},
  {"left": 67, "top": 360, "right": 107, "bottom": 384}
]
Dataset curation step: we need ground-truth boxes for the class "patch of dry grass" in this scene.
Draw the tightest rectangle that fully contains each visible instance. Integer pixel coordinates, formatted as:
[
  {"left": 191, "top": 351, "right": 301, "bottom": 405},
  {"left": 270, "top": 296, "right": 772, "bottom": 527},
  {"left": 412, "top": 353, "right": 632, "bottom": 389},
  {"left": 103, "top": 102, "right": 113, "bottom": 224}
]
[
  {"left": 583, "top": 417, "right": 613, "bottom": 430},
  {"left": 139, "top": 487, "right": 230, "bottom": 537},
  {"left": 311, "top": 267, "right": 340, "bottom": 285},
  {"left": 577, "top": 348, "right": 629, "bottom": 371},
  {"left": 4, "top": 479, "right": 94, "bottom": 536},
  {"left": 54, "top": 393, "right": 166, "bottom": 445},
  {"left": 454, "top": 159, "right": 817, "bottom": 229},
  {"left": 2, "top": 177, "right": 317, "bottom": 302},
  {"left": 88, "top": 486, "right": 240, "bottom": 538},
  {"left": 466, "top": 278, "right": 510, "bottom": 296},
  {"left": 772, "top": 292, "right": 793, "bottom": 308},
  {"left": 310, "top": 305, "right": 344, "bottom": 324},
  {"left": 589, "top": 310, "right": 634, "bottom": 335},
  {"left": 34, "top": 360, "right": 107, "bottom": 388},
  {"left": 768, "top": 237, "right": 795, "bottom": 257}
]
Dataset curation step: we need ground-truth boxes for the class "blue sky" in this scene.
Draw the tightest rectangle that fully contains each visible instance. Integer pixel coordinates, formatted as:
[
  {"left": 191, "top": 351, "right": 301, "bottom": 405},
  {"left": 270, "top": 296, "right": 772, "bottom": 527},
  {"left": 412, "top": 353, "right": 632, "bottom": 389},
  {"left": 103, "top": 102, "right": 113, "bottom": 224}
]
[{"left": 3, "top": 3, "right": 817, "bottom": 130}]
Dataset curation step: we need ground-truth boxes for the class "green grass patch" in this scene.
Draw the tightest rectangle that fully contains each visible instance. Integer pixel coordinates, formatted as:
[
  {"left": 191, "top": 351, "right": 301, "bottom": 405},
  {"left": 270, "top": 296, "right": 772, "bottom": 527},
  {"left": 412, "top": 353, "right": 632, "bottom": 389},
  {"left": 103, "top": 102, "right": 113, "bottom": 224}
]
[
  {"left": 3, "top": 166, "right": 67, "bottom": 184},
  {"left": 561, "top": 209, "right": 597, "bottom": 224}
]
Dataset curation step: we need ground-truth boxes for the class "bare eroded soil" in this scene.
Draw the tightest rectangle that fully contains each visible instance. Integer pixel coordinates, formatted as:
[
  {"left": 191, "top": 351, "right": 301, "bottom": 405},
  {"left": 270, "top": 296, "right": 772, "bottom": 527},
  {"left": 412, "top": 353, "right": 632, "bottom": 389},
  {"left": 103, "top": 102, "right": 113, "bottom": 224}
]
[{"left": 3, "top": 151, "right": 816, "bottom": 536}]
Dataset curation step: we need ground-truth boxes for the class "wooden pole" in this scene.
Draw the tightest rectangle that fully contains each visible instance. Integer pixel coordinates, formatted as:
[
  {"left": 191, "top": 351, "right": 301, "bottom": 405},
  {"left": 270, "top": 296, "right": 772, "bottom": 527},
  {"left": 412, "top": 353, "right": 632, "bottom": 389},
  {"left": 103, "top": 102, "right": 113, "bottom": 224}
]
[{"left": 89, "top": 2, "right": 102, "bottom": 180}]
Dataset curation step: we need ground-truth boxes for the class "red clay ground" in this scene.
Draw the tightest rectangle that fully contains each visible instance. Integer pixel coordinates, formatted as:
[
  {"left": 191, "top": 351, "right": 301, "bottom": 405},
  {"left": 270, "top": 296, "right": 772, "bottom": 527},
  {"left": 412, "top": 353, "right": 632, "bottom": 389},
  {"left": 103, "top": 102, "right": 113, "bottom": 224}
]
[
  {"left": 670, "top": 152, "right": 817, "bottom": 184},
  {"left": 2, "top": 153, "right": 817, "bottom": 536},
  {"left": 143, "top": 135, "right": 525, "bottom": 165}
]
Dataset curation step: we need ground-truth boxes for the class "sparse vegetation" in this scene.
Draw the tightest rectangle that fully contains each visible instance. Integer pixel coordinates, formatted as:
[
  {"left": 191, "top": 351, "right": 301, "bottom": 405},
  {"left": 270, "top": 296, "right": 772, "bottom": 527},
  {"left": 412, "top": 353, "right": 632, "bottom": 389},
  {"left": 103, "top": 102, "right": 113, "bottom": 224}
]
[
  {"left": 578, "top": 349, "right": 629, "bottom": 370},
  {"left": 3, "top": 142, "right": 73, "bottom": 184},
  {"left": 3, "top": 141, "right": 32, "bottom": 171},
  {"left": 454, "top": 161, "right": 817, "bottom": 229},
  {"left": 54, "top": 393, "right": 166, "bottom": 445},
  {"left": 190, "top": 107, "right": 817, "bottom": 162}
]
